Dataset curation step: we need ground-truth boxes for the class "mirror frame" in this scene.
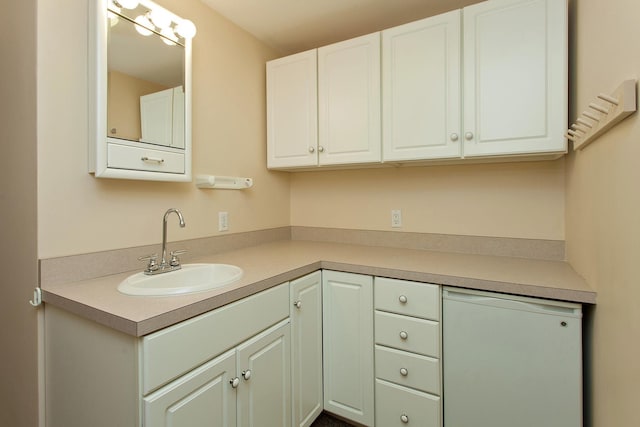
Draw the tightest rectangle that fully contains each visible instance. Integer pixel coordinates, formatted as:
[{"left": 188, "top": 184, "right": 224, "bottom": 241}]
[{"left": 88, "top": 0, "right": 193, "bottom": 182}]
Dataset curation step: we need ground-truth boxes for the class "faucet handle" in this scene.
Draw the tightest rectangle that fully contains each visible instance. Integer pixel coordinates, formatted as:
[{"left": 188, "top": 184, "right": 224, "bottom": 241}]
[
  {"left": 138, "top": 254, "right": 159, "bottom": 273},
  {"left": 169, "top": 249, "right": 188, "bottom": 267}
]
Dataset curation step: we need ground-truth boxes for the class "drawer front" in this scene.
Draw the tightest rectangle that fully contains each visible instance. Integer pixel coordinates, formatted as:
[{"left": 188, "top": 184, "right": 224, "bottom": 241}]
[
  {"left": 142, "top": 283, "right": 289, "bottom": 395},
  {"left": 375, "top": 345, "right": 440, "bottom": 395},
  {"left": 107, "top": 142, "right": 185, "bottom": 173},
  {"left": 375, "top": 278, "right": 440, "bottom": 321},
  {"left": 375, "top": 311, "right": 440, "bottom": 357},
  {"left": 375, "top": 379, "right": 441, "bottom": 427}
]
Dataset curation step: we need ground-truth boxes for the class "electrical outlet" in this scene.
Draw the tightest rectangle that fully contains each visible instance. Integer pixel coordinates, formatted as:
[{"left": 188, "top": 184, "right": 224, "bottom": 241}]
[
  {"left": 391, "top": 209, "right": 402, "bottom": 228},
  {"left": 218, "top": 211, "right": 229, "bottom": 232}
]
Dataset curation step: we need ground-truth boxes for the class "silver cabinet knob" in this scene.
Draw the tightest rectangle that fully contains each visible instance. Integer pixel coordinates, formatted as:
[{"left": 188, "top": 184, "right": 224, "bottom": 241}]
[
  {"left": 293, "top": 300, "right": 302, "bottom": 309},
  {"left": 401, "top": 414, "right": 409, "bottom": 423},
  {"left": 318, "top": 145, "right": 325, "bottom": 153},
  {"left": 308, "top": 146, "right": 315, "bottom": 153},
  {"left": 399, "top": 331, "right": 408, "bottom": 340},
  {"left": 450, "top": 133, "right": 459, "bottom": 141},
  {"left": 398, "top": 295, "right": 408, "bottom": 304},
  {"left": 465, "top": 132, "right": 474, "bottom": 141},
  {"left": 400, "top": 368, "right": 408, "bottom": 376},
  {"left": 230, "top": 377, "right": 240, "bottom": 388},
  {"left": 242, "top": 370, "right": 252, "bottom": 380}
]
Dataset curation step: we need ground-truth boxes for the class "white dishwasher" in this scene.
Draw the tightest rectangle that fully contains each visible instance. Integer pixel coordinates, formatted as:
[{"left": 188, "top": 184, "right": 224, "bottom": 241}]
[{"left": 442, "top": 287, "right": 583, "bottom": 427}]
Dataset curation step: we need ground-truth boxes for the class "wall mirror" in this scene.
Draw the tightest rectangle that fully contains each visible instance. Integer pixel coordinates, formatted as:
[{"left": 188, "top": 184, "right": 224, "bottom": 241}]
[{"left": 89, "top": 0, "right": 196, "bottom": 181}]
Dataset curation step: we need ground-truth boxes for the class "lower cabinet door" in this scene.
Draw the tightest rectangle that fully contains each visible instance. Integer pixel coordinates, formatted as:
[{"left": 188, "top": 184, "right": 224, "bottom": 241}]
[
  {"left": 375, "top": 379, "right": 441, "bottom": 427},
  {"left": 237, "top": 320, "right": 292, "bottom": 427},
  {"left": 291, "top": 272, "right": 324, "bottom": 427},
  {"left": 323, "top": 271, "right": 374, "bottom": 426},
  {"left": 143, "top": 349, "right": 237, "bottom": 427}
]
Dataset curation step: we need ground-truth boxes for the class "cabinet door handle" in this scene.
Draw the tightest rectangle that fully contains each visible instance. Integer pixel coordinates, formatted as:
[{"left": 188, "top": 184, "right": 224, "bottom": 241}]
[
  {"left": 400, "top": 368, "right": 408, "bottom": 376},
  {"left": 242, "top": 370, "right": 252, "bottom": 381},
  {"left": 230, "top": 377, "right": 240, "bottom": 388},
  {"left": 450, "top": 133, "right": 459, "bottom": 142},
  {"left": 399, "top": 331, "right": 408, "bottom": 340},
  {"left": 308, "top": 146, "right": 315, "bottom": 153},
  {"left": 398, "top": 295, "right": 408, "bottom": 304},
  {"left": 401, "top": 414, "right": 409, "bottom": 423},
  {"left": 318, "top": 145, "right": 325, "bottom": 153},
  {"left": 464, "top": 132, "right": 474, "bottom": 141},
  {"left": 293, "top": 300, "right": 302, "bottom": 309}
]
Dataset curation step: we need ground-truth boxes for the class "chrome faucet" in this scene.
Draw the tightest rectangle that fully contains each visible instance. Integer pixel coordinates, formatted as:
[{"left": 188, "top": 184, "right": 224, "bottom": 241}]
[{"left": 139, "top": 208, "right": 187, "bottom": 275}]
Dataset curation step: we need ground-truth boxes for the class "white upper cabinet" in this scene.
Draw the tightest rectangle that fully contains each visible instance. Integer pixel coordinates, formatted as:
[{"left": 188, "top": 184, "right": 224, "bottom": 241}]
[
  {"left": 265, "top": 0, "right": 567, "bottom": 169},
  {"left": 462, "top": 0, "right": 567, "bottom": 157},
  {"left": 267, "top": 50, "right": 318, "bottom": 169},
  {"left": 318, "top": 33, "right": 382, "bottom": 166},
  {"left": 382, "top": 11, "right": 462, "bottom": 161}
]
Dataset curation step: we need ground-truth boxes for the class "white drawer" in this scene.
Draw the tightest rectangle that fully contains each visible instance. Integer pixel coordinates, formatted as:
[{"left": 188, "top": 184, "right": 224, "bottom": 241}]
[
  {"left": 141, "top": 283, "right": 289, "bottom": 395},
  {"left": 375, "top": 311, "right": 440, "bottom": 357},
  {"left": 375, "top": 278, "right": 440, "bottom": 321},
  {"left": 375, "top": 379, "right": 441, "bottom": 427},
  {"left": 108, "top": 142, "right": 185, "bottom": 173},
  {"left": 375, "top": 345, "right": 440, "bottom": 395}
]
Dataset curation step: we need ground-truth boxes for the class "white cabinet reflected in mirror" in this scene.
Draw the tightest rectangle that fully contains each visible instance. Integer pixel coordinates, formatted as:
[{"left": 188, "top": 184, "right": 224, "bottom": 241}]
[{"left": 89, "top": 0, "right": 195, "bottom": 181}]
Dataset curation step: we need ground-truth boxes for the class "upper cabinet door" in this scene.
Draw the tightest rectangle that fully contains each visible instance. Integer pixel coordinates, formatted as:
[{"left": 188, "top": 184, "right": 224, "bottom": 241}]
[
  {"left": 318, "top": 33, "right": 381, "bottom": 166},
  {"left": 462, "top": 0, "right": 567, "bottom": 158},
  {"left": 382, "top": 10, "right": 462, "bottom": 161},
  {"left": 267, "top": 49, "right": 318, "bottom": 169}
]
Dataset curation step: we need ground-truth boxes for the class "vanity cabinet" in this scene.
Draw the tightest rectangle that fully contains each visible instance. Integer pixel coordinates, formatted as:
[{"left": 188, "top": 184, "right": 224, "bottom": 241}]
[
  {"left": 290, "top": 272, "right": 324, "bottom": 427},
  {"left": 144, "top": 319, "right": 291, "bottom": 427},
  {"left": 322, "top": 271, "right": 375, "bottom": 426},
  {"left": 374, "top": 278, "right": 442, "bottom": 427},
  {"left": 267, "top": 33, "right": 381, "bottom": 169},
  {"left": 45, "top": 283, "right": 290, "bottom": 427}
]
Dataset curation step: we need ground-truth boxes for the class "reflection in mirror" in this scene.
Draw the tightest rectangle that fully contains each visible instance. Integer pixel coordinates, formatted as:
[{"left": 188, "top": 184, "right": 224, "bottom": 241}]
[{"left": 107, "top": 6, "right": 185, "bottom": 148}]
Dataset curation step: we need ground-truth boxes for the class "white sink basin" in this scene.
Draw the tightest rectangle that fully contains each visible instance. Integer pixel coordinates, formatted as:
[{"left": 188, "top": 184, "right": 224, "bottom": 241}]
[{"left": 118, "top": 263, "right": 243, "bottom": 296}]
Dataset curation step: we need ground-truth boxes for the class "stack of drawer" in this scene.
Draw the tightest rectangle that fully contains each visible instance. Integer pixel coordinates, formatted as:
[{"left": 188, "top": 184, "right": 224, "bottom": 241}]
[{"left": 374, "top": 277, "right": 441, "bottom": 426}]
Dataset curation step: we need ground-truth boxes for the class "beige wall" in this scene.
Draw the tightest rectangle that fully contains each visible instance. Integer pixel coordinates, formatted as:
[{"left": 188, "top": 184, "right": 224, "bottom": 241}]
[
  {"left": 291, "top": 160, "right": 565, "bottom": 240},
  {"left": 37, "top": 0, "right": 288, "bottom": 259},
  {"left": 566, "top": 0, "right": 640, "bottom": 424},
  {"left": 1, "top": 1, "right": 40, "bottom": 426}
]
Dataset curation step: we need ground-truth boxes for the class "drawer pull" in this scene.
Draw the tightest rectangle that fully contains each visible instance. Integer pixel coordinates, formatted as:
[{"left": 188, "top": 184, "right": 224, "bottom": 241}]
[
  {"left": 293, "top": 300, "right": 302, "bottom": 309},
  {"left": 242, "top": 370, "right": 252, "bottom": 381},
  {"left": 398, "top": 294, "right": 408, "bottom": 304},
  {"left": 141, "top": 156, "right": 165, "bottom": 164},
  {"left": 400, "top": 367, "right": 408, "bottom": 376},
  {"left": 401, "top": 414, "right": 409, "bottom": 423},
  {"left": 399, "top": 331, "right": 408, "bottom": 340},
  {"left": 230, "top": 377, "right": 240, "bottom": 388}
]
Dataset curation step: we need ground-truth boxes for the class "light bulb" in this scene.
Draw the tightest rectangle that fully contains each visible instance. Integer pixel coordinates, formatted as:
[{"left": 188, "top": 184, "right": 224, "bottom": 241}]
[
  {"left": 107, "top": 5, "right": 121, "bottom": 27},
  {"left": 160, "top": 28, "right": 178, "bottom": 46},
  {"left": 175, "top": 19, "right": 196, "bottom": 39},
  {"left": 149, "top": 8, "right": 172, "bottom": 30},
  {"left": 115, "top": 0, "right": 139, "bottom": 9},
  {"left": 134, "top": 15, "right": 154, "bottom": 36}
]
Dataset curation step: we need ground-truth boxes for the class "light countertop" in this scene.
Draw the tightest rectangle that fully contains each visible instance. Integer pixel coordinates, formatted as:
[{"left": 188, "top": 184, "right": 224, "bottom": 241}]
[{"left": 41, "top": 240, "right": 595, "bottom": 337}]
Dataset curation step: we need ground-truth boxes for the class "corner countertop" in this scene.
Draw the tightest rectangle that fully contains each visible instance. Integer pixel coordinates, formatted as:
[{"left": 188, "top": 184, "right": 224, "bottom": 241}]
[{"left": 41, "top": 240, "right": 595, "bottom": 337}]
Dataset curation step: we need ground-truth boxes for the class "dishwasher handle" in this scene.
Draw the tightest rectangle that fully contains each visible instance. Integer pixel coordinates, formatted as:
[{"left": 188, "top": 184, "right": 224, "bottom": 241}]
[{"left": 443, "top": 288, "right": 582, "bottom": 318}]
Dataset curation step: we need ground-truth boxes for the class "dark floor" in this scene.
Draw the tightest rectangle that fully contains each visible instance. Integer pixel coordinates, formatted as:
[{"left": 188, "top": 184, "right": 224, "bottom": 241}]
[{"left": 310, "top": 412, "right": 354, "bottom": 426}]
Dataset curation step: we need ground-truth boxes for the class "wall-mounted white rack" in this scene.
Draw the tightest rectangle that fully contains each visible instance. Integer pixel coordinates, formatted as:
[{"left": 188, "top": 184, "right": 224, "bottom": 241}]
[
  {"left": 567, "top": 79, "right": 637, "bottom": 151},
  {"left": 195, "top": 175, "right": 253, "bottom": 189}
]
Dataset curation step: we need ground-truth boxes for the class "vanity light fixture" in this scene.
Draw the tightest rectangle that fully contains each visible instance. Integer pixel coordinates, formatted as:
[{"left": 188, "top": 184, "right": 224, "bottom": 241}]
[
  {"left": 108, "top": 0, "right": 197, "bottom": 43},
  {"left": 112, "top": 0, "right": 139, "bottom": 9}
]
